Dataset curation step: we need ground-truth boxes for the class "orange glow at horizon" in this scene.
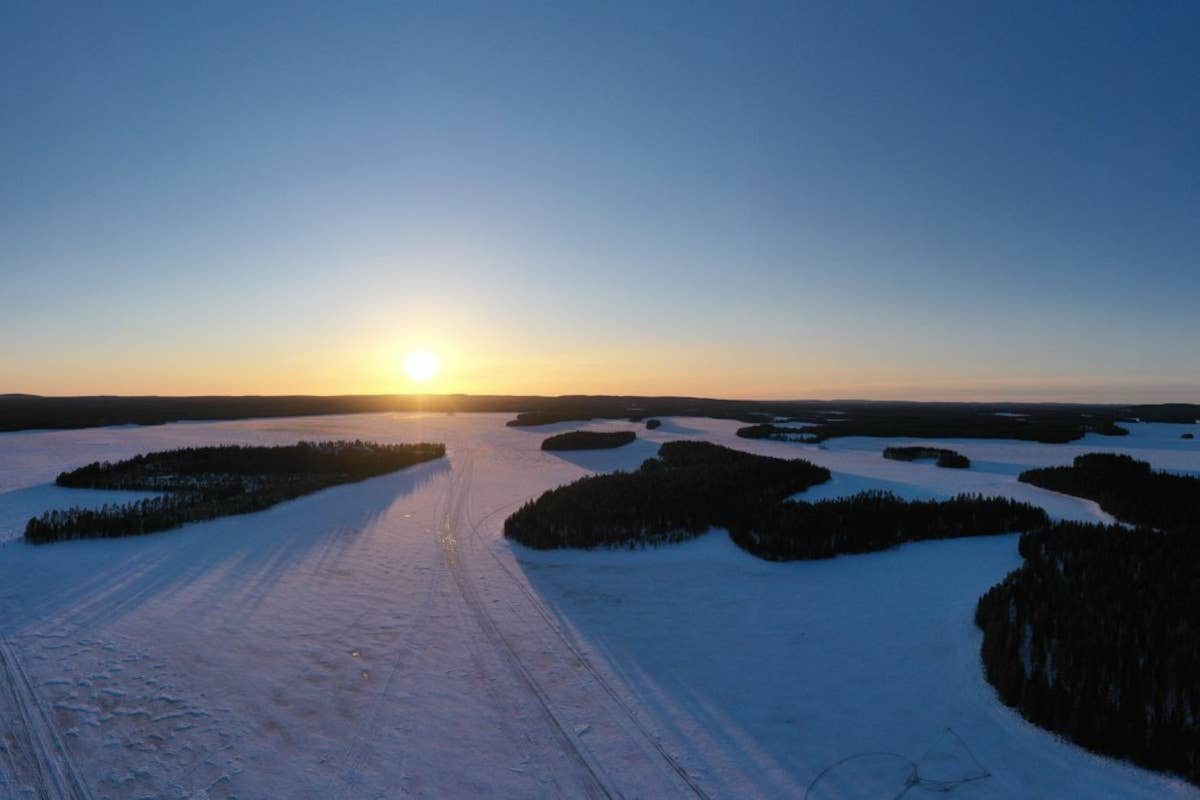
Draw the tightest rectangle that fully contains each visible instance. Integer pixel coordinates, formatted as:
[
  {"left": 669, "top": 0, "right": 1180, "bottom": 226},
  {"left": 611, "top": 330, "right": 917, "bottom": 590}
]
[{"left": 4, "top": 337, "right": 1196, "bottom": 405}]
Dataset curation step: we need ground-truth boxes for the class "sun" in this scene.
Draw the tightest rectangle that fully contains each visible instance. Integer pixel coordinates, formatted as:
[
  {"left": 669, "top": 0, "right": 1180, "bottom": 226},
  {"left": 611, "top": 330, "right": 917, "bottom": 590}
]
[{"left": 404, "top": 350, "right": 440, "bottom": 383}]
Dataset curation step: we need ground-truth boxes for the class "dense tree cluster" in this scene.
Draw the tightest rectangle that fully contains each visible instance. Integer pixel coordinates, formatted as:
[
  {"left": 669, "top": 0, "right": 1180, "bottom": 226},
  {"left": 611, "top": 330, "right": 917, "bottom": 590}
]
[
  {"left": 730, "top": 491, "right": 1046, "bottom": 560},
  {"left": 976, "top": 522, "right": 1200, "bottom": 785},
  {"left": 507, "top": 411, "right": 590, "bottom": 427},
  {"left": 25, "top": 441, "right": 445, "bottom": 544},
  {"left": 976, "top": 452, "right": 1200, "bottom": 786},
  {"left": 882, "top": 446, "right": 970, "bottom": 468},
  {"left": 506, "top": 441, "right": 1046, "bottom": 559},
  {"left": 735, "top": 424, "right": 818, "bottom": 442},
  {"left": 540, "top": 431, "right": 636, "bottom": 451},
  {"left": 1019, "top": 453, "right": 1200, "bottom": 530},
  {"left": 504, "top": 441, "right": 831, "bottom": 549}
]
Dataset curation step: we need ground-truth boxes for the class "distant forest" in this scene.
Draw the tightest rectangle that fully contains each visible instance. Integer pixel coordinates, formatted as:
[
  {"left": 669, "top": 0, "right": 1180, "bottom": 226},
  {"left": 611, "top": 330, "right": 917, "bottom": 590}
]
[
  {"left": 736, "top": 424, "right": 819, "bottom": 443},
  {"left": 882, "top": 446, "right": 970, "bottom": 468},
  {"left": 25, "top": 441, "right": 445, "bottom": 543},
  {"left": 504, "top": 441, "right": 1045, "bottom": 560},
  {"left": 977, "top": 453, "right": 1200, "bottom": 786},
  {"left": 540, "top": 431, "right": 636, "bottom": 451},
  {"left": 4, "top": 394, "right": 1195, "bottom": 443},
  {"left": 1019, "top": 453, "right": 1200, "bottom": 530},
  {"left": 738, "top": 412, "right": 1129, "bottom": 445}
]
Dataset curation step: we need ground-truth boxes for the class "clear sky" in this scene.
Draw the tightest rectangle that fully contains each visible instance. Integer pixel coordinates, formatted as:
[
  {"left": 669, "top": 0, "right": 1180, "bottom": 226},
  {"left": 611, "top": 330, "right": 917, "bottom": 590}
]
[{"left": 3, "top": 1, "right": 1198, "bottom": 401}]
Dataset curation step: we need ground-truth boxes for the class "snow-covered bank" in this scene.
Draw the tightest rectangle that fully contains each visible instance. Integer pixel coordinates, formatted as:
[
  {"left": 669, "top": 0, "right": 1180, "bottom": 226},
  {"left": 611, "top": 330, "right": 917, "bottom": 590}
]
[{"left": 0, "top": 414, "right": 1196, "bottom": 798}]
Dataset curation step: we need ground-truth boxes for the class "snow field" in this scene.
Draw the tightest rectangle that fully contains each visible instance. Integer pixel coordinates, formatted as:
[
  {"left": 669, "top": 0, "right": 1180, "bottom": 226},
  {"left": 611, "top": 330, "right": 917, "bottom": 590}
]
[{"left": 0, "top": 413, "right": 1196, "bottom": 798}]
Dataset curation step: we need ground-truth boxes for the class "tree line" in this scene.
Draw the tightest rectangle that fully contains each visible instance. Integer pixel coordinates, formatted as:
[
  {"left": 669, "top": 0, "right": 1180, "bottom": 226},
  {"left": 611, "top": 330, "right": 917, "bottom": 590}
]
[
  {"left": 976, "top": 452, "right": 1200, "bottom": 786},
  {"left": 1019, "top": 452, "right": 1200, "bottom": 530},
  {"left": 730, "top": 491, "right": 1044, "bottom": 560},
  {"left": 735, "top": 424, "right": 819, "bottom": 443},
  {"left": 540, "top": 431, "right": 636, "bottom": 451},
  {"left": 26, "top": 441, "right": 445, "bottom": 544},
  {"left": 882, "top": 446, "right": 970, "bottom": 468},
  {"left": 976, "top": 521, "right": 1200, "bottom": 785},
  {"left": 504, "top": 441, "right": 831, "bottom": 550},
  {"left": 504, "top": 441, "right": 1046, "bottom": 559},
  {"left": 6, "top": 394, "right": 1181, "bottom": 441}
]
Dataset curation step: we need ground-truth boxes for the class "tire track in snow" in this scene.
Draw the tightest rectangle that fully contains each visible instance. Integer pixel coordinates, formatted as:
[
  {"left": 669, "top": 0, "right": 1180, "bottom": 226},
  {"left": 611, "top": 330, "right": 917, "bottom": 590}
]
[
  {"left": 0, "top": 636, "right": 93, "bottom": 800},
  {"left": 464, "top": 501, "right": 713, "bottom": 800},
  {"left": 437, "top": 456, "right": 614, "bottom": 800}
]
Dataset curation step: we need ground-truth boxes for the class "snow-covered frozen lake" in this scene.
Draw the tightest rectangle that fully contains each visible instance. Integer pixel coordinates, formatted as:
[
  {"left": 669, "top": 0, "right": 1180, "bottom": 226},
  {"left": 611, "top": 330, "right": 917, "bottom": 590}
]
[{"left": 0, "top": 413, "right": 1197, "bottom": 798}]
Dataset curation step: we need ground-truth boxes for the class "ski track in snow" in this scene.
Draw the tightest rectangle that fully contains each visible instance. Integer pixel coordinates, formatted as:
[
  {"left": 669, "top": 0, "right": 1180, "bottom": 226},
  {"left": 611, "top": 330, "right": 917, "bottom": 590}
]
[
  {"left": 436, "top": 458, "right": 611, "bottom": 799},
  {"left": 0, "top": 635, "right": 93, "bottom": 800},
  {"left": 0, "top": 413, "right": 1197, "bottom": 799}
]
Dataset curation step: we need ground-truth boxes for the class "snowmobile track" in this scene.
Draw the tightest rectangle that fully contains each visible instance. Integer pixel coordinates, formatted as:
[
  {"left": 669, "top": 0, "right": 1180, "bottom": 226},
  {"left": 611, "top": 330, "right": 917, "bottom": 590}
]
[
  {"left": 437, "top": 459, "right": 614, "bottom": 800},
  {"left": 0, "top": 636, "right": 93, "bottom": 800},
  {"left": 466, "top": 502, "right": 713, "bottom": 800}
]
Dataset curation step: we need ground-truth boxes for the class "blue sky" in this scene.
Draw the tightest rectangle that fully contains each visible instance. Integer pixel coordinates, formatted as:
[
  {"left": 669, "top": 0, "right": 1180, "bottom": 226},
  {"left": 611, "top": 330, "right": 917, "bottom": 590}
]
[{"left": 2, "top": 2, "right": 1198, "bottom": 400}]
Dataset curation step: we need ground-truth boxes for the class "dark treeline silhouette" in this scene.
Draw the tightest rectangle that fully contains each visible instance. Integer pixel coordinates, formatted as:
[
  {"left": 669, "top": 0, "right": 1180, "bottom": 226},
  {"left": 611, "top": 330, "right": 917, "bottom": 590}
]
[
  {"left": 508, "top": 411, "right": 593, "bottom": 427},
  {"left": 882, "top": 446, "right": 970, "bottom": 468},
  {"left": 977, "top": 453, "right": 1200, "bottom": 785},
  {"left": 505, "top": 441, "right": 1045, "bottom": 558},
  {"left": 740, "top": 411, "right": 1129, "bottom": 445},
  {"left": 0, "top": 394, "right": 534, "bottom": 432},
  {"left": 736, "top": 424, "right": 819, "bottom": 442},
  {"left": 1127, "top": 404, "right": 1200, "bottom": 424},
  {"left": 499, "top": 400, "right": 1178, "bottom": 443},
  {"left": 505, "top": 441, "right": 830, "bottom": 549},
  {"left": 1019, "top": 453, "right": 1200, "bottom": 530},
  {"left": 25, "top": 441, "right": 445, "bottom": 544},
  {"left": 976, "top": 521, "right": 1200, "bottom": 785},
  {"left": 730, "top": 491, "right": 1045, "bottom": 560},
  {"left": 508, "top": 407, "right": 773, "bottom": 428},
  {"left": 541, "top": 431, "right": 636, "bottom": 451},
  {"left": 6, "top": 394, "right": 1187, "bottom": 442}
]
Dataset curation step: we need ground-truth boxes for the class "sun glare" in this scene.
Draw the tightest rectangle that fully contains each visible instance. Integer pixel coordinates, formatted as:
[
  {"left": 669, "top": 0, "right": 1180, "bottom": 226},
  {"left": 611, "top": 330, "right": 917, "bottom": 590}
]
[{"left": 404, "top": 350, "right": 440, "bottom": 383}]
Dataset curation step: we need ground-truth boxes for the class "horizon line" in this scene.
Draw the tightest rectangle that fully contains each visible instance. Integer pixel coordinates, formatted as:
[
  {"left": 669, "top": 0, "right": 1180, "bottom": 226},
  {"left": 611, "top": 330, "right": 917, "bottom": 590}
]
[{"left": 3, "top": 391, "right": 1196, "bottom": 408}]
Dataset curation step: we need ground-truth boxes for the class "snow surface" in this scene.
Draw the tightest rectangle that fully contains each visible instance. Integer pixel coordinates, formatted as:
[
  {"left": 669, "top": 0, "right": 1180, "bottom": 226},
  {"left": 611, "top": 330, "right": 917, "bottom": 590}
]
[{"left": 0, "top": 414, "right": 1197, "bottom": 799}]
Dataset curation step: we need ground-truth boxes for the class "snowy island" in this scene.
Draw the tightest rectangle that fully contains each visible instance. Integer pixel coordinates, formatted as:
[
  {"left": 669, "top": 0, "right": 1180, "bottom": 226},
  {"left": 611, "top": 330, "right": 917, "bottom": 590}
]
[
  {"left": 505, "top": 440, "right": 1045, "bottom": 558},
  {"left": 882, "top": 446, "right": 971, "bottom": 468},
  {"left": 24, "top": 440, "right": 445, "bottom": 543},
  {"left": 540, "top": 430, "right": 637, "bottom": 451}
]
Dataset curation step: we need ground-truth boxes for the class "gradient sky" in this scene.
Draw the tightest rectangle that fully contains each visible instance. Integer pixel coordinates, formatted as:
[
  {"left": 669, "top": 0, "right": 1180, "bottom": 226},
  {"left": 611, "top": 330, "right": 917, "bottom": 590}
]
[{"left": 3, "top": 2, "right": 1198, "bottom": 401}]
